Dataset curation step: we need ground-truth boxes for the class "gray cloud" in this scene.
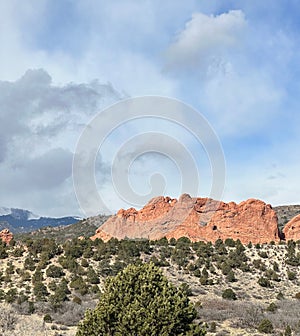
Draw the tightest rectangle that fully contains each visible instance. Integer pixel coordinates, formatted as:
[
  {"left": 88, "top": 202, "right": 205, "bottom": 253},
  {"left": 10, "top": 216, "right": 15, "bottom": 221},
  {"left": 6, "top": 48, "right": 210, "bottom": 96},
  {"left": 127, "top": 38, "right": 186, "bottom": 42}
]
[
  {"left": 0, "top": 69, "right": 122, "bottom": 216},
  {"left": 23, "top": 148, "right": 73, "bottom": 189},
  {"left": 0, "top": 69, "right": 122, "bottom": 157}
]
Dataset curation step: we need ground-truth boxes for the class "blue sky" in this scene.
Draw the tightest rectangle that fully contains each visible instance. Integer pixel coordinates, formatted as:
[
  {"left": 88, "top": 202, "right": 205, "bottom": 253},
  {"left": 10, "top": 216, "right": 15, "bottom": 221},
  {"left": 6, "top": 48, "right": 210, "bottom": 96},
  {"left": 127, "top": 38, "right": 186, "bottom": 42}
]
[{"left": 0, "top": 0, "right": 299, "bottom": 216}]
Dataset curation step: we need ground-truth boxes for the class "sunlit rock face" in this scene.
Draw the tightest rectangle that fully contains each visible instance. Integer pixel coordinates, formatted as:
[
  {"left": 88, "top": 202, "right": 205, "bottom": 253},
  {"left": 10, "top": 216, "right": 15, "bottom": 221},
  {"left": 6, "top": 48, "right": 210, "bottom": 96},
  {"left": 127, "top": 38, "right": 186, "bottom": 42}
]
[
  {"left": 0, "top": 229, "right": 13, "bottom": 244},
  {"left": 283, "top": 214, "right": 300, "bottom": 241},
  {"left": 91, "top": 194, "right": 280, "bottom": 244}
]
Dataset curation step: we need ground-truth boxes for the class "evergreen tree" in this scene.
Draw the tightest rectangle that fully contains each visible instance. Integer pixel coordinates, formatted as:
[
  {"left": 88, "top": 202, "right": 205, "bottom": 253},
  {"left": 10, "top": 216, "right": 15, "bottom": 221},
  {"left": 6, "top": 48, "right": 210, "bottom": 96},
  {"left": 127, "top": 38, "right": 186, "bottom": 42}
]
[
  {"left": 86, "top": 267, "right": 100, "bottom": 284},
  {"left": 33, "top": 282, "right": 49, "bottom": 301},
  {"left": 76, "top": 262, "right": 205, "bottom": 336}
]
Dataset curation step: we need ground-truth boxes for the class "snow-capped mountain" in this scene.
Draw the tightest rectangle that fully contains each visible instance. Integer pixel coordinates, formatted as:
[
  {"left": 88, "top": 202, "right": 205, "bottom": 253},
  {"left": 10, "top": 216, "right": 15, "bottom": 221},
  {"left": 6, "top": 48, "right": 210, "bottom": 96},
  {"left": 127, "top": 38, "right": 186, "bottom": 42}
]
[
  {"left": 0, "top": 207, "right": 12, "bottom": 216},
  {"left": 0, "top": 208, "right": 80, "bottom": 233}
]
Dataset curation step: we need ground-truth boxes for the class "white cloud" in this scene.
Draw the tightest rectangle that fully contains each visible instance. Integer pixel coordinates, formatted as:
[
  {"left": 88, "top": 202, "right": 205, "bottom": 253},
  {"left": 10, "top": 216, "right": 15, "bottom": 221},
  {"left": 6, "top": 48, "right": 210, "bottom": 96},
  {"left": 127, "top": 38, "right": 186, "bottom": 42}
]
[
  {"left": 165, "top": 10, "right": 246, "bottom": 72},
  {"left": 164, "top": 9, "right": 288, "bottom": 137}
]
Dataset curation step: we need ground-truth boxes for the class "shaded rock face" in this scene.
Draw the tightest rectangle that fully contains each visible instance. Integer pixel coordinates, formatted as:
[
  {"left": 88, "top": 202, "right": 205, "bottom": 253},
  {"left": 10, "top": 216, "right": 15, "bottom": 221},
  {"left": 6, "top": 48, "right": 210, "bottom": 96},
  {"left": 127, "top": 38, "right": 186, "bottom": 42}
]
[
  {"left": 91, "top": 194, "right": 280, "bottom": 244},
  {"left": 282, "top": 214, "right": 300, "bottom": 241},
  {"left": 0, "top": 229, "right": 13, "bottom": 244}
]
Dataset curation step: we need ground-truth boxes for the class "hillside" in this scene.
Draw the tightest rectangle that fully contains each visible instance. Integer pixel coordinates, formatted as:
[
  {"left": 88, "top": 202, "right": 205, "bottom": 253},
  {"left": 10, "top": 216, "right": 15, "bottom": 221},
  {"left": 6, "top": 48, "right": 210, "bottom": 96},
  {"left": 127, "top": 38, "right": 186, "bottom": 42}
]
[
  {"left": 1, "top": 236, "right": 300, "bottom": 335},
  {"left": 274, "top": 205, "right": 300, "bottom": 231},
  {"left": 15, "top": 215, "right": 109, "bottom": 244}
]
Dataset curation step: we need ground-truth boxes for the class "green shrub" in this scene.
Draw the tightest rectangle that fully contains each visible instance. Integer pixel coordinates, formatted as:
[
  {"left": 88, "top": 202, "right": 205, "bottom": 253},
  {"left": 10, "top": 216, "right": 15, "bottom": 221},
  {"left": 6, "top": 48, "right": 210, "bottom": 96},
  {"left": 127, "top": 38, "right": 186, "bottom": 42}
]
[
  {"left": 81, "top": 258, "right": 89, "bottom": 267},
  {"left": 272, "top": 262, "right": 279, "bottom": 273},
  {"left": 215, "top": 240, "right": 227, "bottom": 255},
  {"left": 225, "top": 238, "right": 236, "bottom": 247},
  {"left": 43, "top": 314, "right": 52, "bottom": 323},
  {"left": 284, "top": 325, "right": 292, "bottom": 336},
  {"left": 49, "top": 283, "right": 69, "bottom": 309},
  {"left": 32, "top": 270, "right": 43, "bottom": 283},
  {"left": 258, "top": 277, "right": 272, "bottom": 288},
  {"left": 276, "top": 291, "right": 284, "bottom": 300},
  {"left": 222, "top": 288, "right": 237, "bottom": 300},
  {"left": 33, "top": 282, "right": 49, "bottom": 301},
  {"left": 200, "top": 276, "right": 209, "bottom": 285},
  {"left": 76, "top": 263, "right": 206, "bottom": 336},
  {"left": 286, "top": 253, "right": 300, "bottom": 266},
  {"left": 258, "top": 251, "right": 268, "bottom": 259},
  {"left": 0, "top": 289, "right": 5, "bottom": 300},
  {"left": 287, "top": 270, "right": 296, "bottom": 280},
  {"left": 226, "top": 270, "right": 236, "bottom": 282},
  {"left": 28, "top": 301, "right": 35, "bottom": 314},
  {"left": 240, "top": 262, "right": 251, "bottom": 273},
  {"left": 221, "top": 263, "right": 232, "bottom": 275},
  {"left": 253, "top": 259, "right": 266, "bottom": 271},
  {"left": 48, "top": 281, "right": 57, "bottom": 292},
  {"left": 12, "top": 247, "right": 25, "bottom": 257},
  {"left": 73, "top": 296, "right": 82, "bottom": 305},
  {"left": 5, "top": 288, "right": 17, "bottom": 303},
  {"left": 265, "top": 269, "right": 280, "bottom": 282},
  {"left": 70, "top": 277, "right": 88, "bottom": 296},
  {"left": 0, "top": 241, "right": 8, "bottom": 259},
  {"left": 257, "top": 319, "right": 273, "bottom": 333},
  {"left": 46, "top": 265, "right": 65, "bottom": 278},
  {"left": 21, "top": 271, "right": 31, "bottom": 282},
  {"left": 86, "top": 267, "right": 99, "bottom": 284},
  {"left": 180, "top": 283, "right": 193, "bottom": 296},
  {"left": 24, "top": 256, "right": 36, "bottom": 271},
  {"left": 266, "top": 302, "right": 277, "bottom": 312}
]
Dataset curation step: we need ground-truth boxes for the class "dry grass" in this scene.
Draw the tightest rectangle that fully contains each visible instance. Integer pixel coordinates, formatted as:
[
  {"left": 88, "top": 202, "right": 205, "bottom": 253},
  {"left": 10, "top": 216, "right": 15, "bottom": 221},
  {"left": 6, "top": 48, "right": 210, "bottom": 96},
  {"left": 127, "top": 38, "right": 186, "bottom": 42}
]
[{"left": 0, "top": 303, "right": 76, "bottom": 336}]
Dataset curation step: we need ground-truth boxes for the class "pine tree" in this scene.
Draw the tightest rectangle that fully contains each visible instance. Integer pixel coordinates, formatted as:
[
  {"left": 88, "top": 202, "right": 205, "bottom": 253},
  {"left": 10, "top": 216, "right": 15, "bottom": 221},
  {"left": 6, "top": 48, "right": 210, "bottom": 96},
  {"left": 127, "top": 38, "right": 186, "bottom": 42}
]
[{"left": 76, "top": 262, "right": 206, "bottom": 336}]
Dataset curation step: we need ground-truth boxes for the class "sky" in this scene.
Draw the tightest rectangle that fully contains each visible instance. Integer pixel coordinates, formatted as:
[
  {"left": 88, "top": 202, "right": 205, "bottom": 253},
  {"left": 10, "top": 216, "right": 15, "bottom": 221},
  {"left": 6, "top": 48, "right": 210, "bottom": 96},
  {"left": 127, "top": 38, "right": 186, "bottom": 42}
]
[{"left": 0, "top": 0, "right": 300, "bottom": 217}]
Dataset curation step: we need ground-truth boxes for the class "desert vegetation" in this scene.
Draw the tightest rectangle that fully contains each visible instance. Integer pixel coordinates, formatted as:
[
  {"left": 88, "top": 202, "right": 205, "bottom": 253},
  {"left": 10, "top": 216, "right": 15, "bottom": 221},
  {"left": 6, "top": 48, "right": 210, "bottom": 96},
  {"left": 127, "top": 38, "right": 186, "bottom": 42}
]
[{"left": 0, "top": 236, "right": 300, "bottom": 334}]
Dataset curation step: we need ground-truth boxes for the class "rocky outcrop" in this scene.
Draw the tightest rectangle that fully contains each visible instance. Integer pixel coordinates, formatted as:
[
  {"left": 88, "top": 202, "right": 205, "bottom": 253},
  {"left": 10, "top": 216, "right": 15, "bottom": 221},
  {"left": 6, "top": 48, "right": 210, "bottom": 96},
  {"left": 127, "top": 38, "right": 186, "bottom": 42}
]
[
  {"left": 91, "top": 194, "right": 280, "bottom": 244},
  {"left": 282, "top": 214, "right": 300, "bottom": 241},
  {"left": 0, "top": 229, "right": 13, "bottom": 244}
]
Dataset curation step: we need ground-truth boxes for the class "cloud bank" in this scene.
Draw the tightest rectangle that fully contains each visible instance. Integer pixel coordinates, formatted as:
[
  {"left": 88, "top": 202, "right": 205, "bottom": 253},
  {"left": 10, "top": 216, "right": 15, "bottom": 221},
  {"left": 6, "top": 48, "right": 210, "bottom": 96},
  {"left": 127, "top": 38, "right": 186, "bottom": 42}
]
[
  {"left": 0, "top": 69, "right": 122, "bottom": 216},
  {"left": 0, "top": 1, "right": 299, "bottom": 215}
]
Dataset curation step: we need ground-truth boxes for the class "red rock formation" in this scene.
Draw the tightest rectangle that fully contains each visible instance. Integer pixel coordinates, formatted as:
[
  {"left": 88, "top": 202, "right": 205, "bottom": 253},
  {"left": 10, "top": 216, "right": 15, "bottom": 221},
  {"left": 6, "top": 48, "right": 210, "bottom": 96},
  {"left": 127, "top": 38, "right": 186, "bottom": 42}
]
[
  {"left": 283, "top": 214, "right": 300, "bottom": 241},
  {"left": 91, "top": 229, "right": 112, "bottom": 242},
  {"left": 0, "top": 229, "right": 13, "bottom": 245},
  {"left": 91, "top": 194, "right": 280, "bottom": 244}
]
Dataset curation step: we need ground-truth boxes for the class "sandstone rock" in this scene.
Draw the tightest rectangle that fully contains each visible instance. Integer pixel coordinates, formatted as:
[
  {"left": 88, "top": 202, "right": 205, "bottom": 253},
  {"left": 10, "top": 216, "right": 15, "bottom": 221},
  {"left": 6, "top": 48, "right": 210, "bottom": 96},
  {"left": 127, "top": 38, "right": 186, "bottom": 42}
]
[
  {"left": 282, "top": 214, "right": 300, "bottom": 241},
  {"left": 91, "top": 195, "right": 280, "bottom": 244},
  {"left": 0, "top": 229, "right": 13, "bottom": 245},
  {"left": 91, "top": 229, "right": 113, "bottom": 242}
]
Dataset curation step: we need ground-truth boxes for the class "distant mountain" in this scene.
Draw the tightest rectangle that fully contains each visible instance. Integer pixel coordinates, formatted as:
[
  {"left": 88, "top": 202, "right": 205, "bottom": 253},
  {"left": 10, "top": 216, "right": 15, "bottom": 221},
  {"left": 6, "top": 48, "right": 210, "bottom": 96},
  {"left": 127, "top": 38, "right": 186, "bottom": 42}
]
[
  {"left": 16, "top": 214, "right": 110, "bottom": 243},
  {"left": 0, "top": 207, "right": 81, "bottom": 233}
]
